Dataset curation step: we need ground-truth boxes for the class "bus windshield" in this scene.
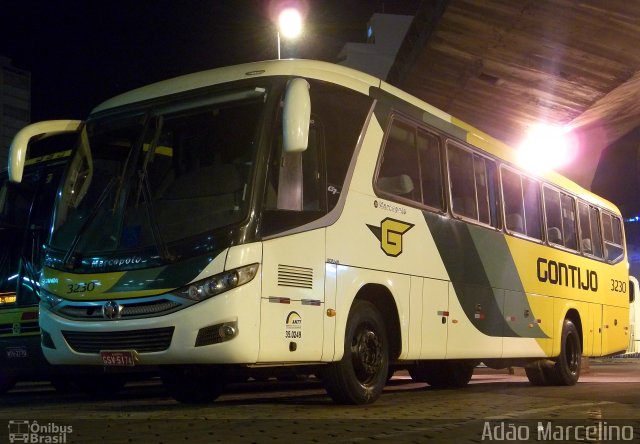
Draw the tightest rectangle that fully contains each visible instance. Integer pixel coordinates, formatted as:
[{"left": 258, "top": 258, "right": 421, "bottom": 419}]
[{"left": 51, "top": 86, "right": 267, "bottom": 262}]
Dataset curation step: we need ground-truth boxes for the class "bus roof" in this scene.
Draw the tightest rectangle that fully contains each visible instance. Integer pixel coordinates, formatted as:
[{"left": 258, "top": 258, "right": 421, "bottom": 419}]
[
  {"left": 91, "top": 59, "right": 382, "bottom": 114},
  {"left": 91, "top": 59, "right": 620, "bottom": 215}
]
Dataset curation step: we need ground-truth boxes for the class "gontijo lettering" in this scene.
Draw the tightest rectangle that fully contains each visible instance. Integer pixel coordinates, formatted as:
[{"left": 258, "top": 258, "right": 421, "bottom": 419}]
[{"left": 536, "top": 257, "right": 598, "bottom": 292}]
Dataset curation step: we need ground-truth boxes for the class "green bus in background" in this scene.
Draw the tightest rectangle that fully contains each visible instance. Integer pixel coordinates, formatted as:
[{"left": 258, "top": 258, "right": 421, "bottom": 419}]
[{"left": 0, "top": 149, "right": 71, "bottom": 393}]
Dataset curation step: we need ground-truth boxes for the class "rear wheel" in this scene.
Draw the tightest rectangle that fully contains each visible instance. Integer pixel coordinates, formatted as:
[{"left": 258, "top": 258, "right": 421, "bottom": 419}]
[
  {"left": 525, "top": 361, "right": 549, "bottom": 386},
  {"left": 546, "top": 319, "right": 582, "bottom": 386},
  {"left": 323, "top": 300, "right": 389, "bottom": 404},
  {"left": 161, "top": 365, "right": 226, "bottom": 403}
]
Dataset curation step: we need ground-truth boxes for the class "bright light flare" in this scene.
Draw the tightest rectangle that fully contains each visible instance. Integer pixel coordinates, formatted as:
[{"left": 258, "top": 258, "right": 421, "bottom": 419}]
[
  {"left": 278, "top": 8, "right": 303, "bottom": 39},
  {"left": 518, "top": 124, "right": 576, "bottom": 173}
]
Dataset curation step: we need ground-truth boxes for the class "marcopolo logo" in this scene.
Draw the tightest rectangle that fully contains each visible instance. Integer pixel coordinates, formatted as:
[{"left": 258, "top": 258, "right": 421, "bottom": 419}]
[
  {"left": 8, "top": 420, "right": 73, "bottom": 443},
  {"left": 367, "top": 217, "right": 414, "bottom": 257}
]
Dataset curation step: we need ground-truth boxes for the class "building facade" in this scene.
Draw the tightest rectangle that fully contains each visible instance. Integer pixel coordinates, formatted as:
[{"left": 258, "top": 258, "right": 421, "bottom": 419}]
[{"left": 0, "top": 56, "right": 31, "bottom": 169}]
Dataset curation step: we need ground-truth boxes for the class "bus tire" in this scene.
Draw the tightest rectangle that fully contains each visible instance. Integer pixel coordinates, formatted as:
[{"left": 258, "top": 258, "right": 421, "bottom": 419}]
[
  {"left": 410, "top": 361, "right": 474, "bottom": 388},
  {"left": 161, "top": 365, "right": 225, "bottom": 404},
  {"left": 546, "top": 319, "right": 581, "bottom": 386},
  {"left": 525, "top": 361, "right": 549, "bottom": 386},
  {"left": 323, "top": 300, "right": 388, "bottom": 404}
]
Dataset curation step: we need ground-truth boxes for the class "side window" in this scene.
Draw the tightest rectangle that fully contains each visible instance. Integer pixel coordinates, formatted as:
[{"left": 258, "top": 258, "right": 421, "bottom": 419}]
[
  {"left": 602, "top": 212, "right": 624, "bottom": 263},
  {"left": 561, "top": 193, "right": 577, "bottom": 250},
  {"left": 447, "top": 143, "right": 496, "bottom": 225},
  {"left": 377, "top": 119, "right": 421, "bottom": 202},
  {"left": 523, "top": 177, "right": 542, "bottom": 240},
  {"left": 417, "top": 129, "right": 444, "bottom": 210},
  {"left": 376, "top": 119, "right": 444, "bottom": 211},
  {"left": 543, "top": 186, "right": 563, "bottom": 245},
  {"left": 501, "top": 167, "right": 541, "bottom": 239},
  {"left": 474, "top": 155, "right": 493, "bottom": 224},
  {"left": 502, "top": 168, "right": 525, "bottom": 234},
  {"left": 589, "top": 206, "right": 604, "bottom": 258},
  {"left": 578, "top": 202, "right": 604, "bottom": 258},
  {"left": 448, "top": 144, "right": 477, "bottom": 220},
  {"left": 543, "top": 185, "right": 577, "bottom": 250}
]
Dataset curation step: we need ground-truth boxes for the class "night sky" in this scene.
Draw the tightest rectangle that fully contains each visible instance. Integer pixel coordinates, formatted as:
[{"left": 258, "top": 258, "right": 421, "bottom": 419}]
[{"left": 1, "top": 0, "right": 420, "bottom": 122}]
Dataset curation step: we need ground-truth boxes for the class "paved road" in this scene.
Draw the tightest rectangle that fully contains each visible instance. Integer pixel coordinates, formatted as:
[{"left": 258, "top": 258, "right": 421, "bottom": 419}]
[{"left": 1, "top": 359, "right": 639, "bottom": 443}]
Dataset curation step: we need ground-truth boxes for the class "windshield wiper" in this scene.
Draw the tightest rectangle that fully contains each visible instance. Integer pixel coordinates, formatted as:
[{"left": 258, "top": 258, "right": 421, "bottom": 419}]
[
  {"left": 135, "top": 117, "right": 172, "bottom": 262},
  {"left": 62, "top": 176, "right": 117, "bottom": 269},
  {"left": 138, "top": 170, "right": 172, "bottom": 262}
]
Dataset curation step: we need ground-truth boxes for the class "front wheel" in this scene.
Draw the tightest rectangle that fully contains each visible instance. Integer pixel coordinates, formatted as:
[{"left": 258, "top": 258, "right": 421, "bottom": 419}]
[{"left": 323, "top": 300, "right": 389, "bottom": 404}]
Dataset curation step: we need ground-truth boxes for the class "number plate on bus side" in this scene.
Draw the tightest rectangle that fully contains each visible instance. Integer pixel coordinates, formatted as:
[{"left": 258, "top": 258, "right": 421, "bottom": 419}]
[{"left": 100, "top": 350, "right": 138, "bottom": 367}]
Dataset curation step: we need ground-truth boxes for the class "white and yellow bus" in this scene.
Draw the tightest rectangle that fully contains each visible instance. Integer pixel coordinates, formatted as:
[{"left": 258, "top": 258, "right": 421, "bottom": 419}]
[{"left": 8, "top": 60, "right": 631, "bottom": 404}]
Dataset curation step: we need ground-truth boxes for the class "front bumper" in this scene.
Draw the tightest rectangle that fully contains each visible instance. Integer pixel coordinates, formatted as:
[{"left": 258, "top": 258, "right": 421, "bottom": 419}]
[{"left": 40, "top": 281, "right": 261, "bottom": 366}]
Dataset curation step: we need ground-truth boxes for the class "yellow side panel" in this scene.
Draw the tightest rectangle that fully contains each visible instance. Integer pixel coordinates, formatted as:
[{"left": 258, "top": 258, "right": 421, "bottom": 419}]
[{"left": 602, "top": 305, "right": 630, "bottom": 356}]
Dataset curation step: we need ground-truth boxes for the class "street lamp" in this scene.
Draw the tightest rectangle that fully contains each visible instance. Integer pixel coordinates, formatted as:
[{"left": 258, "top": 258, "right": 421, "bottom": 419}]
[
  {"left": 277, "top": 8, "right": 302, "bottom": 59},
  {"left": 517, "top": 123, "right": 577, "bottom": 173}
]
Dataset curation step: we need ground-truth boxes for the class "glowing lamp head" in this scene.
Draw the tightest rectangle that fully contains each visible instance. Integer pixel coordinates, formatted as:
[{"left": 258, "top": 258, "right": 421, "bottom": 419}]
[
  {"left": 517, "top": 124, "right": 576, "bottom": 174},
  {"left": 278, "top": 8, "right": 303, "bottom": 39}
]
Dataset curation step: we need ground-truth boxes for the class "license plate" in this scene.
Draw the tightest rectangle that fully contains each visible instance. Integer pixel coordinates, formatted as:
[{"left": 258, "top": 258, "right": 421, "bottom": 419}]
[
  {"left": 100, "top": 350, "right": 138, "bottom": 367},
  {"left": 6, "top": 347, "right": 28, "bottom": 359}
]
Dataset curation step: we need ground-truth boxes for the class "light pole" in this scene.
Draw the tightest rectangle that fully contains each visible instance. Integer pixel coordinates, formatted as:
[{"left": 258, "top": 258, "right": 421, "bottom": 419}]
[{"left": 277, "top": 8, "right": 302, "bottom": 59}]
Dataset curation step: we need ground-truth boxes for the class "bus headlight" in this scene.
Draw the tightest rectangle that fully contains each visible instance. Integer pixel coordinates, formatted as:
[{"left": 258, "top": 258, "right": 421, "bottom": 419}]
[
  {"left": 40, "top": 290, "right": 63, "bottom": 310},
  {"left": 175, "top": 263, "right": 259, "bottom": 302}
]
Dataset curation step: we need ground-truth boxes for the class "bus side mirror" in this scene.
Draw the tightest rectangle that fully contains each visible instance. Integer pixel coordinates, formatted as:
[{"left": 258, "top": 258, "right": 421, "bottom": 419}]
[
  {"left": 282, "top": 78, "right": 310, "bottom": 153},
  {"left": 9, "top": 120, "right": 82, "bottom": 183},
  {"left": 630, "top": 277, "right": 637, "bottom": 304}
]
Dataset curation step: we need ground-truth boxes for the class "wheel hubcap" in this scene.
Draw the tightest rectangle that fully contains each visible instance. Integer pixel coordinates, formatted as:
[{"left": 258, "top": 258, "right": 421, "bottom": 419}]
[
  {"left": 351, "top": 326, "right": 382, "bottom": 385},
  {"left": 565, "top": 333, "right": 579, "bottom": 375}
]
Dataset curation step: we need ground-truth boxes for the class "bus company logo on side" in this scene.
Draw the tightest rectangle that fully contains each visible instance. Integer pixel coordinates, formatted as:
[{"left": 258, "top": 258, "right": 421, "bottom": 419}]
[
  {"left": 367, "top": 218, "right": 414, "bottom": 257},
  {"left": 536, "top": 257, "right": 598, "bottom": 292}
]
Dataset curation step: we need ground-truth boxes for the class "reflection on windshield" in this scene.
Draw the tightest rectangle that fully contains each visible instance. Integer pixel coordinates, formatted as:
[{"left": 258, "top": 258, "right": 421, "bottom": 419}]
[{"left": 51, "top": 87, "right": 265, "bottom": 259}]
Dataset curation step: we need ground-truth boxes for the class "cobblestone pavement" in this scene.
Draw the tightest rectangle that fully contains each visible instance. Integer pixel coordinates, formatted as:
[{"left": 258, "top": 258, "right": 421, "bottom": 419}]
[{"left": 1, "top": 360, "right": 638, "bottom": 443}]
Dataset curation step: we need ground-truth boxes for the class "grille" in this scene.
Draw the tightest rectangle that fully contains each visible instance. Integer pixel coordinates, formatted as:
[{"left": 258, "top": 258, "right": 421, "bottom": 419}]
[
  {"left": 57, "top": 299, "right": 182, "bottom": 320},
  {"left": 277, "top": 265, "right": 313, "bottom": 289},
  {"left": 62, "top": 327, "right": 174, "bottom": 353},
  {"left": 0, "top": 322, "right": 39, "bottom": 335},
  {"left": 19, "top": 322, "right": 40, "bottom": 333}
]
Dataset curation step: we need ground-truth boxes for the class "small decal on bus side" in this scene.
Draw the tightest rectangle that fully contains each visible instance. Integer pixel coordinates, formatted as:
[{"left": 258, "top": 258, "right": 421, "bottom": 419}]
[{"left": 285, "top": 311, "right": 302, "bottom": 339}]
